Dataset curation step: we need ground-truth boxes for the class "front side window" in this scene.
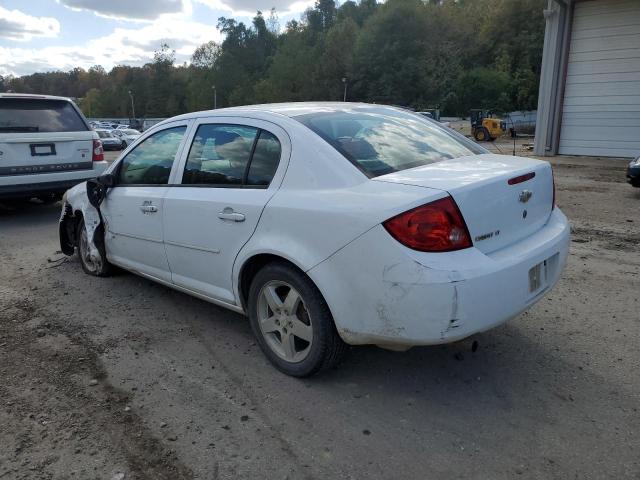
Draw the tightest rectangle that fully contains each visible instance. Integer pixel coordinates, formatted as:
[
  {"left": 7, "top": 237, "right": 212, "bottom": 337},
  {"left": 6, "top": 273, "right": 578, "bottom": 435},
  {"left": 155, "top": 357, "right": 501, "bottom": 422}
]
[
  {"left": 117, "top": 126, "right": 186, "bottom": 185},
  {"left": 183, "top": 124, "right": 281, "bottom": 187},
  {"left": 294, "top": 106, "right": 486, "bottom": 178}
]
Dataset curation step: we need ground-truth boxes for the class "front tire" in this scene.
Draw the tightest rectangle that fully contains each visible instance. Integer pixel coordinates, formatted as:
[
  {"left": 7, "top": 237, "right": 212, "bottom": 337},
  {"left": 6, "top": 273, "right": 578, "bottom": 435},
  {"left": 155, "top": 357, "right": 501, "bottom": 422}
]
[
  {"left": 248, "top": 262, "right": 347, "bottom": 377},
  {"left": 474, "top": 127, "right": 489, "bottom": 142},
  {"left": 77, "top": 218, "right": 112, "bottom": 277}
]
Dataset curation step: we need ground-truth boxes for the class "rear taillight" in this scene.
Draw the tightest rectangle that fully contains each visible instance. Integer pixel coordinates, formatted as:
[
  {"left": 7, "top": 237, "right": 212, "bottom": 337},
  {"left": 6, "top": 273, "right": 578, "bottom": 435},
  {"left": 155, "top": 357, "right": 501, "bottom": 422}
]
[
  {"left": 383, "top": 196, "right": 473, "bottom": 252},
  {"left": 508, "top": 172, "right": 536, "bottom": 185},
  {"left": 92, "top": 139, "right": 104, "bottom": 162}
]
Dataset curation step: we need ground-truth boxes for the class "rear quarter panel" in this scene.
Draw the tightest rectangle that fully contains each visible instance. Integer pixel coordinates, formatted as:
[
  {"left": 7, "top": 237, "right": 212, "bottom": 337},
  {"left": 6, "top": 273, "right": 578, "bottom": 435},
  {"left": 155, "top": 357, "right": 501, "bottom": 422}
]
[{"left": 232, "top": 119, "right": 445, "bottom": 301}]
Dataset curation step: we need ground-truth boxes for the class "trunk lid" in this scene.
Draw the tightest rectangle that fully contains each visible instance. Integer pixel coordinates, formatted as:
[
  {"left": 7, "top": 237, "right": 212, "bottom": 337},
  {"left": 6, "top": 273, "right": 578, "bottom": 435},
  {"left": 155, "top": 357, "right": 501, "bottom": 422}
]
[
  {"left": 373, "top": 154, "right": 554, "bottom": 253},
  {"left": 0, "top": 132, "right": 95, "bottom": 176}
]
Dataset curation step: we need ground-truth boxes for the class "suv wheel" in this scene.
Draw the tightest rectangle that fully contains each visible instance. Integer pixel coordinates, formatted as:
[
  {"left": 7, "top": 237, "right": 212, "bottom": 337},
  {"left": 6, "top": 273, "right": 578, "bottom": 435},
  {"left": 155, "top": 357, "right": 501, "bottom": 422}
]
[{"left": 248, "top": 262, "right": 347, "bottom": 377}]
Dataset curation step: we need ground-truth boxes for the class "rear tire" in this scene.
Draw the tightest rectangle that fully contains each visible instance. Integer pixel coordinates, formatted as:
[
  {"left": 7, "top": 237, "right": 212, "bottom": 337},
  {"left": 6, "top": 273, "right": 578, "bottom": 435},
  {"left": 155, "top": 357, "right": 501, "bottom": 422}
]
[
  {"left": 248, "top": 262, "right": 347, "bottom": 377},
  {"left": 77, "top": 218, "right": 112, "bottom": 277},
  {"left": 121, "top": 141, "right": 127, "bottom": 149}
]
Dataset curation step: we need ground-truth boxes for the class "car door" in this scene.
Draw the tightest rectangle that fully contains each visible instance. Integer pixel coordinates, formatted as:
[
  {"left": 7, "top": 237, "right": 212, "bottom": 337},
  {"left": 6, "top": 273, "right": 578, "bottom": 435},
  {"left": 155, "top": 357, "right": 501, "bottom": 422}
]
[
  {"left": 100, "top": 123, "right": 190, "bottom": 282},
  {"left": 162, "top": 117, "right": 289, "bottom": 304}
]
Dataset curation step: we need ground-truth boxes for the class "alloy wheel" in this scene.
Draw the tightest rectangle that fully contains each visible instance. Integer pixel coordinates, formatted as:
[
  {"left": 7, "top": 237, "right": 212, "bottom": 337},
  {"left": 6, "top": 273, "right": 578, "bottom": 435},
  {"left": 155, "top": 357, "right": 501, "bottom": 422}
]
[
  {"left": 257, "top": 281, "right": 313, "bottom": 363},
  {"left": 79, "top": 227, "right": 102, "bottom": 274}
]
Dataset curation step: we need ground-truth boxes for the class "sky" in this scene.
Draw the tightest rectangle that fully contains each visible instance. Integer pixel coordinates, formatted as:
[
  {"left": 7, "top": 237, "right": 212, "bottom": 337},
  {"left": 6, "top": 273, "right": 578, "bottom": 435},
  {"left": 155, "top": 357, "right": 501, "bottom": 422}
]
[{"left": 0, "top": 0, "right": 314, "bottom": 77}]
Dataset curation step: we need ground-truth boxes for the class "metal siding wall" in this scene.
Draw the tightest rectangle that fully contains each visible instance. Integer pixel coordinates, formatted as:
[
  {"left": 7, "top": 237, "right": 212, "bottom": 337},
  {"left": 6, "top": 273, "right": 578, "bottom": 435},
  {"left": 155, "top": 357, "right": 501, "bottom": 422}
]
[{"left": 559, "top": 0, "right": 640, "bottom": 157}]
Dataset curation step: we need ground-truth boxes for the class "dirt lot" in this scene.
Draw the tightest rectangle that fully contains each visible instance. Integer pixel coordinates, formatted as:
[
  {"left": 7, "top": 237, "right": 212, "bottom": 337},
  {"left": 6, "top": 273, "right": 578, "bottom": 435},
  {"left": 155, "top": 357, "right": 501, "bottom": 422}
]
[{"left": 1, "top": 152, "right": 639, "bottom": 480}]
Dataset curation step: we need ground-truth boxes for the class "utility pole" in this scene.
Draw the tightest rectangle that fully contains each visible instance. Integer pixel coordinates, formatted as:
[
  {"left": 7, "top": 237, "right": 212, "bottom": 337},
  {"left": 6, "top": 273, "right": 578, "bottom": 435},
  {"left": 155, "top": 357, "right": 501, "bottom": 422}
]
[
  {"left": 342, "top": 77, "right": 347, "bottom": 102},
  {"left": 128, "top": 90, "right": 135, "bottom": 119},
  {"left": 212, "top": 85, "right": 217, "bottom": 109}
]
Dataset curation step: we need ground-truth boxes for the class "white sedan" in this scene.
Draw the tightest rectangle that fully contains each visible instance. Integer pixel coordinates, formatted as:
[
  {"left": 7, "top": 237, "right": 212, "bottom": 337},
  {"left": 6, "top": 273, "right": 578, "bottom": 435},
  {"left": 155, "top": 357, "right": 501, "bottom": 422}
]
[
  {"left": 59, "top": 103, "right": 569, "bottom": 377},
  {"left": 112, "top": 128, "right": 141, "bottom": 148}
]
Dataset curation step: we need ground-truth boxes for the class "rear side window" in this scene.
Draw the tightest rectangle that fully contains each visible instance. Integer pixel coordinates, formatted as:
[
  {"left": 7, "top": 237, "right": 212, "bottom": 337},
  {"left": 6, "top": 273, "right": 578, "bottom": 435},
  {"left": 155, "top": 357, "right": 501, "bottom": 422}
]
[
  {"left": 294, "top": 107, "right": 485, "bottom": 178},
  {"left": 0, "top": 98, "right": 88, "bottom": 133},
  {"left": 118, "top": 126, "right": 186, "bottom": 185},
  {"left": 182, "top": 124, "right": 281, "bottom": 187},
  {"left": 247, "top": 131, "right": 281, "bottom": 186},
  {"left": 183, "top": 125, "right": 257, "bottom": 185}
]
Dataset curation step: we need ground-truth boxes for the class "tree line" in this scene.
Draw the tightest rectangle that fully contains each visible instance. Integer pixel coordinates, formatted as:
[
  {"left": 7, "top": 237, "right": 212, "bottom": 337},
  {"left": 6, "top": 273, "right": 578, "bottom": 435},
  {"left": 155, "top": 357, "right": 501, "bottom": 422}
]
[{"left": 0, "top": 0, "right": 546, "bottom": 118}]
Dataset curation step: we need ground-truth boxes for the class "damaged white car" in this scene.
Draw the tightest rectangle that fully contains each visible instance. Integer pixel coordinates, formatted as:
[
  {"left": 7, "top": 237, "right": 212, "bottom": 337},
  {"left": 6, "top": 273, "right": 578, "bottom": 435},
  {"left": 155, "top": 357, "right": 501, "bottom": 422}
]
[{"left": 59, "top": 103, "right": 570, "bottom": 377}]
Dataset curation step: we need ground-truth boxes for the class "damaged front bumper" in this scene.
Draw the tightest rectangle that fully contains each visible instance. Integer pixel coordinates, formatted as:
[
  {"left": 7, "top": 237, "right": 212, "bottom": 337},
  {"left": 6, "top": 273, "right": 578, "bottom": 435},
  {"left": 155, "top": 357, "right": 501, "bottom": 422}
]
[{"left": 308, "top": 209, "right": 570, "bottom": 347}]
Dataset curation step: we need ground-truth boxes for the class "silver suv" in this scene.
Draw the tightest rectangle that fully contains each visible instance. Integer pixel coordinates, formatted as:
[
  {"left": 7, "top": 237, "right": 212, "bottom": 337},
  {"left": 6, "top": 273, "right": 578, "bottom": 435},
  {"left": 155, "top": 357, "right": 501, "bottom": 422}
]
[{"left": 0, "top": 93, "right": 108, "bottom": 201}]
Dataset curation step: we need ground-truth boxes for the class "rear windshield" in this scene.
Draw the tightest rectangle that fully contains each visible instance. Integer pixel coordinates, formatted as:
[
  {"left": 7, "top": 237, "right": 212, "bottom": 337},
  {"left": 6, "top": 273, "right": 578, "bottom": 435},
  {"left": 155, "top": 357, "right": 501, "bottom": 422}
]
[
  {"left": 122, "top": 129, "right": 139, "bottom": 135},
  {"left": 0, "top": 98, "right": 88, "bottom": 133},
  {"left": 295, "top": 106, "right": 485, "bottom": 178},
  {"left": 96, "top": 130, "right": 112, "bottom": 138}
]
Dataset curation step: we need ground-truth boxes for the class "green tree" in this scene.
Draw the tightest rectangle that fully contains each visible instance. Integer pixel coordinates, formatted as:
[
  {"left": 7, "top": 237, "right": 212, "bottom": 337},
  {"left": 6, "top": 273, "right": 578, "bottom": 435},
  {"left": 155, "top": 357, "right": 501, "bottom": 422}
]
[{"left": 5, "top": 0, "right": 548, "bottom": 117}]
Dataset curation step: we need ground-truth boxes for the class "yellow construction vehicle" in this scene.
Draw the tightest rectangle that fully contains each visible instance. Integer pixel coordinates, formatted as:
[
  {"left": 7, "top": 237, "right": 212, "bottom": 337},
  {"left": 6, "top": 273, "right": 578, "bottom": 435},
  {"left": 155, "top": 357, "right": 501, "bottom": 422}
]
[{"left": 470, "top": 109, "right": 507, "bottom": 142}]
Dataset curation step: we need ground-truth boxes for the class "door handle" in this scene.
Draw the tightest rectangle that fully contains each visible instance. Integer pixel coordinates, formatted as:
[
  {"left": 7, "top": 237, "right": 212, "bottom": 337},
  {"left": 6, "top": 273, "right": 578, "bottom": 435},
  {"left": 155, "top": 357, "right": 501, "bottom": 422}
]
[
  {"left": 140, "top": 205, "right": 158, "bottom": 213},
  {"left": 218, "top": 210, "right": 245, "bottom": 222}
]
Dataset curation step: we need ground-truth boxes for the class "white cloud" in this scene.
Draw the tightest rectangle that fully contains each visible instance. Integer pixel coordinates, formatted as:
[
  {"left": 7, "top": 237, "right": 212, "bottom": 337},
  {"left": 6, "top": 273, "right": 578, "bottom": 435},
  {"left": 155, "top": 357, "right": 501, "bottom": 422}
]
[
  {"left": 0, "top": 6, "right": 61, "bottom": 41},
  {"left": 57, "top": 0, "right": 187, "bottom": 21},
  {"left": 196, "top": 0, "right": 314, "bottom": 18},
  {"left": 0, "top": 18, "right": 223, "bottom": 77}
]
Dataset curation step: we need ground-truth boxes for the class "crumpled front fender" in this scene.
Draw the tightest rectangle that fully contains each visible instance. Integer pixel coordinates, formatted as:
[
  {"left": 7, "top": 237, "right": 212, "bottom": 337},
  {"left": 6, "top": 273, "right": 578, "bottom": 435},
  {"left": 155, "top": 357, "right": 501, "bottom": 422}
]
[
  {"left": 59, "top": 201, "right": 75, "bottom": 255},
  {"left": 58, "top": 182, "right": 103, "bottom": 261}
]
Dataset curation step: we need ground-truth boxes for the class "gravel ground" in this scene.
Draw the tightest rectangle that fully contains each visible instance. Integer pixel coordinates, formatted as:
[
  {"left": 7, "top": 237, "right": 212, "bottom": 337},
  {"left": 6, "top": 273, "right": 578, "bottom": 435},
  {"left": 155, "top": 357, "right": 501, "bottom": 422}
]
[{"left": 0, "top": 153, "right": 638, "bottom": 480}]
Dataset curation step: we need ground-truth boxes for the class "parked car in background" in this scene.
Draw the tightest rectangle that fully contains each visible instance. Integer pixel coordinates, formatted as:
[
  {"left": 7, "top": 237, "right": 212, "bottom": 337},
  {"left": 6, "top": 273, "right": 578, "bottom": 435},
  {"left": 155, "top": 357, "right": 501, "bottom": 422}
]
[
  {"left": 95, "top": 129, "right": 122, "bottom": 151},
  {"left": 0, "top": 93, "right": 108, "bottom": 202},
  {"left": 59, "top": 102, "right": 569, "bottom": 377},
  {"left": 417, "top": 111, "right": 451, "bottom": 128},
  {"left": 112, "top": 128, "right": 140, "bottom": 149},
  {"left": 627, "top": 156, "right": 640, "bottom": 187}
]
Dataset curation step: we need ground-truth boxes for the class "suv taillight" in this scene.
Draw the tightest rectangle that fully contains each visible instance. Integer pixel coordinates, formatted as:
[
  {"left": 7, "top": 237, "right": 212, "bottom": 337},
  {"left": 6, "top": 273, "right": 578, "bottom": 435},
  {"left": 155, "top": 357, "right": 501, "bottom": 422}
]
[
  {"left": 383, "top": 196, "right": 473, "bottom": 252},
  {"left": 92, "top": 139, "right": 104, "bottom": 162}
]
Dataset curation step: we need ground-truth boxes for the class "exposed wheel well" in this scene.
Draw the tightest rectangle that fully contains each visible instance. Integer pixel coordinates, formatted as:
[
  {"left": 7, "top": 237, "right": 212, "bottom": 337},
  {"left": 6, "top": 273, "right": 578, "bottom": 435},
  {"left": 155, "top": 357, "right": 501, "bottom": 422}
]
[
  {"left": 72, "top": 210, "right": 84, "bottom": 245},
  {"left": 238, "top": 254, "right": 307, "bottom": 310}
]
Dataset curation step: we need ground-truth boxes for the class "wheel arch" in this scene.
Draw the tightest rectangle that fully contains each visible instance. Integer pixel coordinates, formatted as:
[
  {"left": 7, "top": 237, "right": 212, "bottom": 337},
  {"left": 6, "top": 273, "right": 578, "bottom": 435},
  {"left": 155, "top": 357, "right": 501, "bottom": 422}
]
[
  {"left": 237, "top": 253, "right": 312, "bottom": 311},
  {"left": 59, "top": 203, "right": 77, "bottom": 255},
  {"left": 236, "top": 248, "right": 345, "bottom": 320}
]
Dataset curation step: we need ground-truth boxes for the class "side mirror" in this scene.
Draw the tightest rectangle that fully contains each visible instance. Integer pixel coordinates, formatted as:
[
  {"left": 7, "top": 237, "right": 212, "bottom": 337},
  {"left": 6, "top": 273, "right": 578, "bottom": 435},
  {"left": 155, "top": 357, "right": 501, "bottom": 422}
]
[
  {"left": 87, "top": 174, "right": 115, "bottom": 208},
  {"left": 97, "top": 173, "right": 116, "bottom": 188}
]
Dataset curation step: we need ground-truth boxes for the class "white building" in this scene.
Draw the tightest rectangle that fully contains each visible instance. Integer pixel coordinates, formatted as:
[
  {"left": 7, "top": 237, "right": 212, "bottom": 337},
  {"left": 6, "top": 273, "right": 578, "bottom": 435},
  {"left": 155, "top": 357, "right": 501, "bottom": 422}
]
[{"left": 534, "top": 0, "right": 640, "bottom": 158}]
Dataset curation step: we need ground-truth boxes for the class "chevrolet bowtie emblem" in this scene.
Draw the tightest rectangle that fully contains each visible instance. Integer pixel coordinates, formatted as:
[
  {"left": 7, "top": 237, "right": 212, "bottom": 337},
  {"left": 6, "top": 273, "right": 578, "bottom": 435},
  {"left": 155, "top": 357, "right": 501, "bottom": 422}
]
[{"left": 519, "top": 190, "right": 533, "bottom": 203}]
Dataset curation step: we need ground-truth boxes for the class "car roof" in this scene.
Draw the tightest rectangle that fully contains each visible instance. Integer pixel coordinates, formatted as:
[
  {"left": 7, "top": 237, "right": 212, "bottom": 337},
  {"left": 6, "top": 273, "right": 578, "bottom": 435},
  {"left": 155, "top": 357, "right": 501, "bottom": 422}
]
[
  {"left": 0, "top": 92, "right": 73, "bottom": 102},
  {"left": 161, "top": 102, "right": 390, "bottom": 124}
]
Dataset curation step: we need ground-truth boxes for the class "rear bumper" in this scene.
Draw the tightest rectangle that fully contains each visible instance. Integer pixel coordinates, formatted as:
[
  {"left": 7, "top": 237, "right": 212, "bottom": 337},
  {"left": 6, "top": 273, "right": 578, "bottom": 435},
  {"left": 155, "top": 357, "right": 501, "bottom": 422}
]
[
  {"left": 0, "top": 179, "right": 85, "bottom": 199},
  {"left": 308, "top": 209, "right": 570, "bottom": 347},
  {"left": 102, "top": 143, "right": 122, "bottom": 151},
  {"left": 0, "top": 162, "right": 107, "bottom": 199}
]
